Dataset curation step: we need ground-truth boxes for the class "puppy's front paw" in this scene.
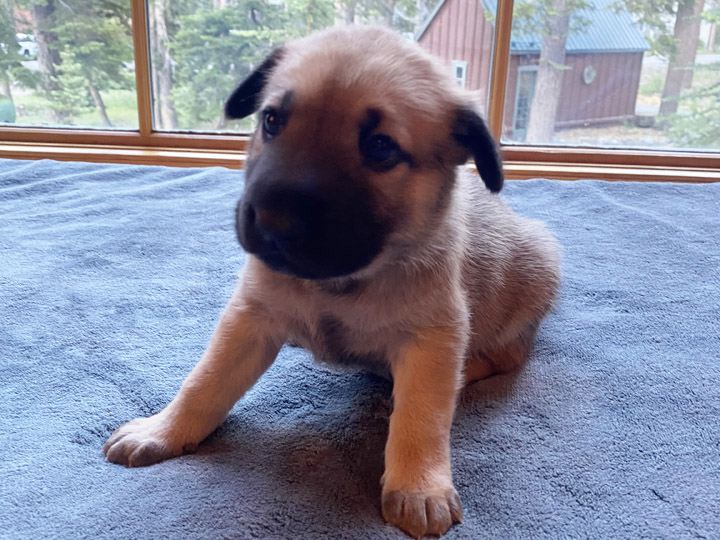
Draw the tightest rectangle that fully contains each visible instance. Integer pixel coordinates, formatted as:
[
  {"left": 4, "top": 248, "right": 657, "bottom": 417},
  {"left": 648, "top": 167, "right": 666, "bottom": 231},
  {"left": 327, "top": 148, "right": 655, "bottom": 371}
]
[
  {"left": 382, "top": 486, "right": 463, "bottom": 539},
  {"left": 103, "top": 414, "right": 194, "bottom": 467}
]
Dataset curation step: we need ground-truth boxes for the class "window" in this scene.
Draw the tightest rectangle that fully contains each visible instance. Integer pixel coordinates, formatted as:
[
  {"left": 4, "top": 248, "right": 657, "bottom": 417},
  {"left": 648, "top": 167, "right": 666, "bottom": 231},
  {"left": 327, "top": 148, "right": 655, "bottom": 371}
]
[
  {"left": 512, "top": 66, "right": 538, "bottom": 141},
  {"left": 0, "top": 1, "right": 137, "bottom": 129},
  {"left": 0, "top": 0, "right": 718, "bottom": 177},
  {"left": 452, "top": 60, "right": 468, "bottom": 88},
  {"left": 500, "top": 0, "right": 720, "bottom": 152}
]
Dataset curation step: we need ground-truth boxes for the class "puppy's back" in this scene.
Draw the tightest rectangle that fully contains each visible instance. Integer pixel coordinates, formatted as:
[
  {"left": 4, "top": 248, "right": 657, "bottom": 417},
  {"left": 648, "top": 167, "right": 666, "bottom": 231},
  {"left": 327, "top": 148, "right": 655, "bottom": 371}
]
[{"left": 458, "top": 172, "right": 561, "bottom": 351}]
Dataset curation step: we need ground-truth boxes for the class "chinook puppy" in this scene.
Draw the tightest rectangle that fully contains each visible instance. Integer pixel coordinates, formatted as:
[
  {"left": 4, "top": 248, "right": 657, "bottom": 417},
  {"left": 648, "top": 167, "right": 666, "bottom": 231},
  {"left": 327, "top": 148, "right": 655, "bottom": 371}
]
[{"left": 104, "top": 26, "right": 560, "bottom": 539}]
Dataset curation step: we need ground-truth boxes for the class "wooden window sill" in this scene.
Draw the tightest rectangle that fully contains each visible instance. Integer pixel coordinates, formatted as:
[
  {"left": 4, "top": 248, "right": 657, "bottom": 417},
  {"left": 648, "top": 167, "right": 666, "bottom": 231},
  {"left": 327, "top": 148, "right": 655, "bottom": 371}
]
[{"left": 1, "top": 141, "right": 719, "bottom": 183}]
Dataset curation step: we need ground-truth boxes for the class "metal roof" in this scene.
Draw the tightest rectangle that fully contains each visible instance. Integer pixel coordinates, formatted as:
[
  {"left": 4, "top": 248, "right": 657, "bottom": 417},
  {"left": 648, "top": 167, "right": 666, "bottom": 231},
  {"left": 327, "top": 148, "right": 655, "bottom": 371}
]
[{"left": 417, "top": 0, "right": 649, "bottom": 53}]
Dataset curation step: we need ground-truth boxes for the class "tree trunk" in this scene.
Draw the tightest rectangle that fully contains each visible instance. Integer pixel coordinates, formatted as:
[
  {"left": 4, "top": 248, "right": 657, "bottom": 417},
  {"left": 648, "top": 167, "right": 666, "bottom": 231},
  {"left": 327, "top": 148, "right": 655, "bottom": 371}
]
[
  {"left": 385, "top": 0, "right": 396, "bottom": 26},
  {"left": 1, "top": 74, "right": 13, "bottom": 103},
  {"left": 708, "top": 22, "right": 717, "bottom": 53},
  {"left": 88, "top": 84, "right": 112, "bottom": 127},
  {"left": 1, "top": 0, "right": 17, "bottom": 101},
  {"left": 344, "top": 0, "right": 356, "bottom": 24},
  {"left": 681, "top": 0, "right": 704, "bottom": 89},
  {"left": 659, "top": 0, "right": 705, "bottom": 116},
  {"left": 31, "top": 1, "right": 65, "bottom": 123},
  {"left": 152, "top": 55, "right": 161, "bottom": 127},
  {"left": 525, "top": 0, "right": 570, "bottom": 143},
  {"left": 150, "top": 0, "right": 178, "bottom": 129}
]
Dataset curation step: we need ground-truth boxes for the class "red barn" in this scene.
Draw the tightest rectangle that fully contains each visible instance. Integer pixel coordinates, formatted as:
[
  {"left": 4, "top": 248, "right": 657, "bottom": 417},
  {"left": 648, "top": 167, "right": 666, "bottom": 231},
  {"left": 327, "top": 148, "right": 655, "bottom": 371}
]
[{"left": 416, "top": 0, "right": 649, "bottom": 141}]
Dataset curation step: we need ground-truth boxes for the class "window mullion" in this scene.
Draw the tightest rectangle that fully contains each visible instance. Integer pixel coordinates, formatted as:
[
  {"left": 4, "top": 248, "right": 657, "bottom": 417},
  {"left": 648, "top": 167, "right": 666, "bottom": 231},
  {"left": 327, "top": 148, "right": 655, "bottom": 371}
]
[
  {"left": 488, "top": 0, "right": 514, "bottom": 142},
  {"left": 131, "top": 0, "right": 154, "bottom": 137}
]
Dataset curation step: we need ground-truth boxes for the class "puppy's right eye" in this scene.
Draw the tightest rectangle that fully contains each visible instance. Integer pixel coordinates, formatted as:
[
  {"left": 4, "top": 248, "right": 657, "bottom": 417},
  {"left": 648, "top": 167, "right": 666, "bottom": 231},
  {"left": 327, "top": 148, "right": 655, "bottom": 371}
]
[
  {"left": 360, "top": 134, "right": 405, "bottom": 171},
  {"left": 262, "top": 108, "right": 284, "bottom": 138}
]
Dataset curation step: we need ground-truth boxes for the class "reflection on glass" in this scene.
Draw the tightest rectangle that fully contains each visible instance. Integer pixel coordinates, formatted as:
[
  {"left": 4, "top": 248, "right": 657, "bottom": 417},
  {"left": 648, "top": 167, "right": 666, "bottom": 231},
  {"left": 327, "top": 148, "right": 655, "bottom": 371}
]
[
  {"left": 0, "top": 0, "right": 137, "bottom": 129},
  {"left": 148, "top": 0, "right": 496, "bottom": 132},
  {"left": 500, "top": 0, "right": 720, "bottom": 151}
]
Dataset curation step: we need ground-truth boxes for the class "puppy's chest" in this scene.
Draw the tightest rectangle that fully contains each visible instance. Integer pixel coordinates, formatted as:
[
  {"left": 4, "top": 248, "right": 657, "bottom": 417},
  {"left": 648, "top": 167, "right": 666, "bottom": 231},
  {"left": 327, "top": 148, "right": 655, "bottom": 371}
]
[{"left": 286, "top": 312, "right": 397, "bottom": 378}]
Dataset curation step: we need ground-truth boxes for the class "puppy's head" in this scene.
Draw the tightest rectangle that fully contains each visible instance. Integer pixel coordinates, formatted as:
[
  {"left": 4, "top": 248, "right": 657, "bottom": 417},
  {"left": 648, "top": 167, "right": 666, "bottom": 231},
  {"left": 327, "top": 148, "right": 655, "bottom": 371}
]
[{"left": 227, "top": 26, "right": 503, "bottom": 280}]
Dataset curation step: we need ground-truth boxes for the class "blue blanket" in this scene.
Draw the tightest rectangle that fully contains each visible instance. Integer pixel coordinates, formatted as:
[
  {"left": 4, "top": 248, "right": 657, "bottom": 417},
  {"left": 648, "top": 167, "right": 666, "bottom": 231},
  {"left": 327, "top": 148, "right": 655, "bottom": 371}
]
[{"left": 1, "top": 158, "right": 718, "bottom": 539}]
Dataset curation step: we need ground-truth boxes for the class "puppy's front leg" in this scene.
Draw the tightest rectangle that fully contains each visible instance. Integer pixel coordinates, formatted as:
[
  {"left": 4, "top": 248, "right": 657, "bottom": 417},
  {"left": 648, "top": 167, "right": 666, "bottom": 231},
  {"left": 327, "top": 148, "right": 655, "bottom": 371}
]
[
  {"left": 382, "top": 326, "right": 466, "bottom": 539},
  {"left": 104, "top": 290, "right": 283, "bottom": 467}
]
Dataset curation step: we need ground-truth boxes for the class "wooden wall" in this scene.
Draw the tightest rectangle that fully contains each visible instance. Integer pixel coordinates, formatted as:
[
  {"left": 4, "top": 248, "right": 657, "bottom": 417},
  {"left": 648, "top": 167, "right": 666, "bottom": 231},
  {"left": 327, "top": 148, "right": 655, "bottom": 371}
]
[
  {"left": 418, "top": 0, "right": 495, "bottom": 116},
  {"left": 503, "top": 52, "right": 644, "bottom": 136}
]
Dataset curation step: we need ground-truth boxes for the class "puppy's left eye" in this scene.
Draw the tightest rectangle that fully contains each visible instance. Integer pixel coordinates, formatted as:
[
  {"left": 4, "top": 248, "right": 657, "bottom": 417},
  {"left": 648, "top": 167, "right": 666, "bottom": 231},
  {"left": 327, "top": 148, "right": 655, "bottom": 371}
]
[
  {"left": 361, "top": 134, "right": 401, "bottom": 169},
  {"left": 262, "top": 108, "right": 284, "bottom": 138}
]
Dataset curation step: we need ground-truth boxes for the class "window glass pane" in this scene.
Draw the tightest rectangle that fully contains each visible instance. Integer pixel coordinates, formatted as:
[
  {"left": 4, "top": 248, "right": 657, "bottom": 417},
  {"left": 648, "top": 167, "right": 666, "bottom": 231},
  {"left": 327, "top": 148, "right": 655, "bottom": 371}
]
[
  {"left": 149, "top": 0, "right": 496, "bottom": 132},
  {"left": 500, "top": 0, "right": 720, "bottom": 151},
  {"left": 0, "top": 1, "right": 137, "bottom": 129}
]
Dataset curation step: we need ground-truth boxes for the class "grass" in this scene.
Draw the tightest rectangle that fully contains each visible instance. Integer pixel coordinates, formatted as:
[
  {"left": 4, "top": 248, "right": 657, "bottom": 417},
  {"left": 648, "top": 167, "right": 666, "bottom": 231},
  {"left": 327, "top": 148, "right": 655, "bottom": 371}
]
[
  {"left": 11, "top": 88, "right": 138, "bottom": 129},
  {"left": 74, "top": 89, "right": 138, "bottom": 129},
  {"left": 9, "top": 86, "right": 254, "bottom": 133},
  {"left": 639, "top": 72, "right": 664, "bottom": 96}
]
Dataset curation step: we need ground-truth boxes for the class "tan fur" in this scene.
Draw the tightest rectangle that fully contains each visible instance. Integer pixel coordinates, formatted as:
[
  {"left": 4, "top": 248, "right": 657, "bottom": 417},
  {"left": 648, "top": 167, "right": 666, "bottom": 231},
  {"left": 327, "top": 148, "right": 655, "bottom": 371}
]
[{"left": 104, "top": 25, "right": 561, "bottom": 539}]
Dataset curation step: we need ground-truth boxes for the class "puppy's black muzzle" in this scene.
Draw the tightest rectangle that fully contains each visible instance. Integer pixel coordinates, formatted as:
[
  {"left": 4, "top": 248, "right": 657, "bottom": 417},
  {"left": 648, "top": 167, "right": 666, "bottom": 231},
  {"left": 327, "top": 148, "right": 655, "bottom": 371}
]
[
  {"left": 235, "top": 181, "right": 388, "bottom": 281},
  {"left": 236, "top": 187, "right": 326, "bottom": 279},
  {"left": 236, "top": 146, "right": 391, "bottom": 280}
]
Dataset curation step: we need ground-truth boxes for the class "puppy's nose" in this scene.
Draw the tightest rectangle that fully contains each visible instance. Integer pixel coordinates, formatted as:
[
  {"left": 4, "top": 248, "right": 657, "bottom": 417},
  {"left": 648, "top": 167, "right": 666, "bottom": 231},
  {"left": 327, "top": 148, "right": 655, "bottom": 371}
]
[
  {"left": 245, "top": 202, "right": 306, "bottom": 243},
  {"left": 256, "top": 208, "right": 299, "bottom": 239}
]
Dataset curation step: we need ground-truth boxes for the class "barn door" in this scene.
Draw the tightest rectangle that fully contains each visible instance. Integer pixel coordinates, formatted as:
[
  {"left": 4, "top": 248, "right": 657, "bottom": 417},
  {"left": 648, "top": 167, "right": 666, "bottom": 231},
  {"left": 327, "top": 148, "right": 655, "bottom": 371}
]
[{"left": 513, "top": 66, "right": 538, "bottom": 141}]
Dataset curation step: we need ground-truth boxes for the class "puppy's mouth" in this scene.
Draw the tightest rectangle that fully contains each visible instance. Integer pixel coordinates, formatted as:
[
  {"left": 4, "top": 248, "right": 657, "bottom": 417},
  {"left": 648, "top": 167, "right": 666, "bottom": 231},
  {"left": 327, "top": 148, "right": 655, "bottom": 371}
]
[
  {"left": 252, "top": 241, "right": 321, "bottom": 279},
  {"left": 248, "top": 239, "right": 361, "bottom": 280}
]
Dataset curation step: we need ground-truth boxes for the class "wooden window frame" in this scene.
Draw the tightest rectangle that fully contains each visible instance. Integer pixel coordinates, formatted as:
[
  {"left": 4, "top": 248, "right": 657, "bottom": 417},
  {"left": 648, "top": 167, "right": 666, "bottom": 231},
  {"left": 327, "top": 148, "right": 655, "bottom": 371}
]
[{"left": 1, "top": 0, "right": 719, "bottom": 182}]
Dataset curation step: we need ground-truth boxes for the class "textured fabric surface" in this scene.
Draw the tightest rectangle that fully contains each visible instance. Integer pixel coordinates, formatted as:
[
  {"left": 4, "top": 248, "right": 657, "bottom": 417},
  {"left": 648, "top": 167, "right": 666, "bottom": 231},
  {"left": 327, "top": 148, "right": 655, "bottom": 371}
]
[{"left": 0, "top": 158, "right": 718, "bottom": 540}]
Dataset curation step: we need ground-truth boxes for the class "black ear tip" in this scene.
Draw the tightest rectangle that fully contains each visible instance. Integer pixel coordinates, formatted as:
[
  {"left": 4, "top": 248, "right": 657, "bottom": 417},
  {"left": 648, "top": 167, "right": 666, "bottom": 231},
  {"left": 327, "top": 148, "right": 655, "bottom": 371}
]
[
  {"left": 488, "top": 175, "right": 504, "bottom": 193},
  {"left": 453, "top": 107, "right": 504, "bottom": 193},
  {"left": 224, "top": 91, "right": 255, "bottom": 120},
  {"left": 224, "top": 47, "right": 285, "bottom": 120},
  {"left": 224, "top": 95, "right": 244, "bottom": 120},
  {"left": 485, "top": 160, "right": 504, "bottom": 193}
]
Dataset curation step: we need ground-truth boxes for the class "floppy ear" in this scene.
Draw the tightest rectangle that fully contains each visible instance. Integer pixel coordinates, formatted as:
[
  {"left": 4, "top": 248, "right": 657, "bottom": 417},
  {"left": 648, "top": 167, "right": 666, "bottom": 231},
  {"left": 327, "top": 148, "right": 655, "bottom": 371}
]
[
  {"left": 452, "top": 108, "right": 504, "bottom": 193},
  {"left": 225, "top": 48, "right": 285, "bottom": 120}
]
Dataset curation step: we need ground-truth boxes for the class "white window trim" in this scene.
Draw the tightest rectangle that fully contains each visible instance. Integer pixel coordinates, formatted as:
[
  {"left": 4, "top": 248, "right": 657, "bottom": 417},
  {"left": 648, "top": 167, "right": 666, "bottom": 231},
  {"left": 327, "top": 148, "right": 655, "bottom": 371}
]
[{"left": 451, "top": 60, "right": 468, "bottom": 88}]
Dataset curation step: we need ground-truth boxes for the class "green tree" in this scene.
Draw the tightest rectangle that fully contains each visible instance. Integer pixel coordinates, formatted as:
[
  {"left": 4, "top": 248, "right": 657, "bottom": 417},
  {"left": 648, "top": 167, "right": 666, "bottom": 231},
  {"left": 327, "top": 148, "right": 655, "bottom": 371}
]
[
  {"left": 658, "top": 0, "right": 705, "bottom": 115},
  {"left": 0, "top": 0, "right": 36, "bottom": 105},
  {"left": 170, "top": 0, "right": 334, "bottom": 130},
  {"left": 621, "top": 0, "right": 709, "bottom": 118},
  {"left": 17, "top": 0, "right": 133, "bottom": 125},
  {"left": 53, "top": 0, "right": 133, "bottom": 126},
  {"left": 666, "top": 5, "right": 720, "bottom": 147},
  {"left": 28, "top": 0, "right": 64, "bottom": 123},
  {"left": 353, "top": 0, "right": 418, "bottom": 31},
  {"left": 52, "top": 2, "right": 134, "bottom": 126}
]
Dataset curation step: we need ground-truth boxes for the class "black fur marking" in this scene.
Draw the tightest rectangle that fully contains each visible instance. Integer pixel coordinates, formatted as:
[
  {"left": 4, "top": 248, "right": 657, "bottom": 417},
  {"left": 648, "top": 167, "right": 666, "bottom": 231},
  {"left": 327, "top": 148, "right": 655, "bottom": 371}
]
[
  {"left": 225, "top": 48, "right": 284, "bottom": 120},
  {"left": 317, "top": 278, "right": 365, "bottom": 297},
  {"left": 238, "top": 140, "right": 391, "bottom": 279},
  {"left": 318, "top": 316, "right": 387, "bottom": 371},
  {"left": 318, "top": 315, "right": 348, "bottom": 359},
  {"left": 453, "top": 108, "right": 504, "bottom": 193},
  {"left": 279, "top": 90, "right": 294, "bottom": 117},
  {"left": 359, "top": 108, "right": 413, "bottom": 172},
  {"left": 361, "top": 108, "right": 382, "bottom": 134}
]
